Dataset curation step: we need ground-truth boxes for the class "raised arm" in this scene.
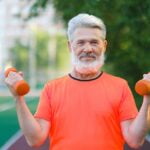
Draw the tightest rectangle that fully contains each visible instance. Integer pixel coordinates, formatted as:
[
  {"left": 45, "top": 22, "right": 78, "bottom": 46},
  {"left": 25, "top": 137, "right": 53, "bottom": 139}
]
[
  {"left": 5, "top": 71, "right": 50, "bottom": 147},
  {"left": 121, "top": 73, "right": 150, "bottom": 149}
]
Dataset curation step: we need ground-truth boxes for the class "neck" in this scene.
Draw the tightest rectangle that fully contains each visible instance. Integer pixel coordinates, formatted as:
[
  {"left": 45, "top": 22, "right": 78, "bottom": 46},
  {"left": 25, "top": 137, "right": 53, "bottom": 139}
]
[{"left": 70, "top": 69, "right": 101, "bottom": 80}]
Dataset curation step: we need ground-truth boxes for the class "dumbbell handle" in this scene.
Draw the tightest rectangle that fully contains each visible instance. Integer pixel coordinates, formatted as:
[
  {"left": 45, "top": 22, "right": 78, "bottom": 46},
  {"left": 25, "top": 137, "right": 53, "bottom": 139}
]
[
  {"left": 5, "top": 67, "right": 30, "bottom": 96},
  {"left": 135, "top": 80, "right": 150, "bottom": 96}
]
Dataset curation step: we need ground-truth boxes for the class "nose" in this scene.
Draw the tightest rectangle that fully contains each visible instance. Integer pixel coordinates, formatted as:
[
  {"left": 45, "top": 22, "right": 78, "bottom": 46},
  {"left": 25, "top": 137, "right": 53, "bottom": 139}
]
[{"left": 83, "top": 42, "right": 93, "bottom": 53}]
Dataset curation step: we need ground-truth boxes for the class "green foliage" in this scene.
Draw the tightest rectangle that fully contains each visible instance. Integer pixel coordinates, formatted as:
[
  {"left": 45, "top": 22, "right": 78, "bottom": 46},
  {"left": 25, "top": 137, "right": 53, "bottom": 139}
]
[
  {"left": 29, "top": 0, "right": 50, "bottom": 17},
  {"left": 11, "top": 29, "right": 50, "bottom": 70},
  {"left": 11, "top": 40, "right": 29, "bottom": 72},
  {"left": 30, "top": 0, "right": 150, "bottom": 107},
  {"left": 55, "top": 34, "right": 70, "bottom": 70},
  {"left": 34, "top": 29, "right": 50, "bottom": 69},
  {"left": 11, "top": 29, "right": 70, "bottom": 81}
]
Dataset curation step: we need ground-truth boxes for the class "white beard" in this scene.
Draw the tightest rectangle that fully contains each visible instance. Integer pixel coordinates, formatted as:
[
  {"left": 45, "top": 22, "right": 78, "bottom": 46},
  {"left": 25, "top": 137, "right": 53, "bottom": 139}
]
[{"left": 71, "top": 51, "right": 105, "bottom": 74}]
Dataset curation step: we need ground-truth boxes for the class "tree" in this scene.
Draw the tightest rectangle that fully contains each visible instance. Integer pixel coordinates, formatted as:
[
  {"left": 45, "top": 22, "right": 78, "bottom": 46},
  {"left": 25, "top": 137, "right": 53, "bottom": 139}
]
[
  {"left": 34, "top": 29, "right": 50, "bottom": 69},
  {"left": 11, "top": 40, "right": 30, "bottom": 73},
  {"left": 30, "top": 0, "right": 150, "bottom": 107}
]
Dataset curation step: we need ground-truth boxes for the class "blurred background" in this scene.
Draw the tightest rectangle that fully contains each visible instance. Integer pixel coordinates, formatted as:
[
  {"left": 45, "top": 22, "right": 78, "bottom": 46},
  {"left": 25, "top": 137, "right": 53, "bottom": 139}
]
[{"left": 0, "top": 0, "right": 150, "bottom": 149}]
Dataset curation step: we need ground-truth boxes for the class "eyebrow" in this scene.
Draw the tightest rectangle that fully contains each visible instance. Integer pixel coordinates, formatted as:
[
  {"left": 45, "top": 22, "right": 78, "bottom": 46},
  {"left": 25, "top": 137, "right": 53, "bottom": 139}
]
[{"left": 76, "top": 38, "right": 99, "bottom": 42}]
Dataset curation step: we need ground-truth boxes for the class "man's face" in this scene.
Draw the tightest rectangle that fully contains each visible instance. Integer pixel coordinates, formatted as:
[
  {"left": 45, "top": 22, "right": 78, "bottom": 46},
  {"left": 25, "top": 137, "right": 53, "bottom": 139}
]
[{"left": 69, "top": 27, "right": 107, "bottom": 74}]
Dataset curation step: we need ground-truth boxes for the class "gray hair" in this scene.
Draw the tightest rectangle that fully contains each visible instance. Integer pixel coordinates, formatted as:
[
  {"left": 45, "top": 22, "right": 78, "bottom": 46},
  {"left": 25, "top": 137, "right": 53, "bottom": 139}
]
[{"left": 67, "top": 13, "right": 106, "bottom": 41}]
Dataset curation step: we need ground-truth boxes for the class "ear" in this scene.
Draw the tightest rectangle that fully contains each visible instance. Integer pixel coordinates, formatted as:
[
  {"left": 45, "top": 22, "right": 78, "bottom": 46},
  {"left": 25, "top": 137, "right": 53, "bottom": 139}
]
[{"left": 103, "top": 40, "right": 107, "bottom": 52}]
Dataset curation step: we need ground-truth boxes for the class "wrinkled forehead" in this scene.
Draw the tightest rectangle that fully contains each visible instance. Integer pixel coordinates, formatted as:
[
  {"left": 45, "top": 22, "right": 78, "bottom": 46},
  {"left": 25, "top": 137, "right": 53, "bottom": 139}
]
[{"left": 71, "top": 27, "right": 103, "bottom": 41}]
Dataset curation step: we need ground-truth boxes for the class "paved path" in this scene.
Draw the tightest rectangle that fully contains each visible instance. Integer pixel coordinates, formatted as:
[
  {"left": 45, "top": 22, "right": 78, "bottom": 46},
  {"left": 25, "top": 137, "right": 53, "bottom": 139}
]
[
  {"left": 1, "top": 131, "right": 49, "bottom": 150},
  {"left": 125, "top": 140, "right": 150, "bottom": 150},
  {"left": 1, "top": 89, "right": 150, "bottom": 150},
  {"left": 1, "top": 132, "right": 150, "bottom": 150}
]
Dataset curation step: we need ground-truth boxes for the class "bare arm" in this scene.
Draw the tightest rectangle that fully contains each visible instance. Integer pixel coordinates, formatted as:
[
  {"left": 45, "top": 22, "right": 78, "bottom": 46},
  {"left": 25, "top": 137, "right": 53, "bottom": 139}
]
[
  {"left": 121, "top": 73, "right": 150, "bottom": 148},
  {"left": 121, "top": 95, "right": 150, "bottom": 148},
  {"left": 16, "top": 98, "right": 50, "bottom": 147},
  {"left": 5, "top": 72, "right": 50, "bottom": 147}
]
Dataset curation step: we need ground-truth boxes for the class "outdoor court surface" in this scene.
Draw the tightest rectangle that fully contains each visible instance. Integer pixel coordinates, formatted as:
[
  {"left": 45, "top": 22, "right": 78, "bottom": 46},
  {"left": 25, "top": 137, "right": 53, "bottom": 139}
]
[{"left": 0, "top": 96, "right": 150, "bottom": 150}]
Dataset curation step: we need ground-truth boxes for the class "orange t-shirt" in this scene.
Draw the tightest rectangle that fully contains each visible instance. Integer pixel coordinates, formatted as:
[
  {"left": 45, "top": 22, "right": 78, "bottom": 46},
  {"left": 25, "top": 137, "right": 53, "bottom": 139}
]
[{"left": 34, "top": 72, "right": 138, "bottom": 150}]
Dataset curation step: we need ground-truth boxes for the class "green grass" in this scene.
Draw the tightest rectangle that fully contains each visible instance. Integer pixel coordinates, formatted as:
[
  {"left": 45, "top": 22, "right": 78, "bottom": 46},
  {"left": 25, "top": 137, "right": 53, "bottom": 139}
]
[
  {"left": 0, "top": 96, "right": 39, "bottom": 147},
  {"left": 0, "top": 97, "right": 14, "bottom": 105}
]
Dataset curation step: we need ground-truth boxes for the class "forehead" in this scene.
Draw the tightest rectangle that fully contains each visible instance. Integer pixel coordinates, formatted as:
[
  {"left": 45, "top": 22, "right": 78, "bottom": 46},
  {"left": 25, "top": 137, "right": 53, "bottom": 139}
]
[{"left": 72, "top": 27, "right": 102, "bottom": 41}]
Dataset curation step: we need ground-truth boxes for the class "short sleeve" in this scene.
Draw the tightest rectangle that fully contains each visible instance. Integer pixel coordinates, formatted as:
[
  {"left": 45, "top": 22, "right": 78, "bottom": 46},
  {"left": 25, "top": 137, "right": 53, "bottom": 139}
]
[
  {"left": 34, "top": 84, "right": 52, "bottom": 122},
  {"left": 119, "top": 81, "right": 138, "bottom": 121}
]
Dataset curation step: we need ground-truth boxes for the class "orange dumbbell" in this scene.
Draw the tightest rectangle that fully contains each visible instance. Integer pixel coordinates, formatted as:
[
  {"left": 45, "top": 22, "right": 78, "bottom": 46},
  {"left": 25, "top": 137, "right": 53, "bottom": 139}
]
[
  {"left": 5, "top": 67, "right": 30, "bottom": 96},
  {"left": 135, "top": 80, "right": 150, "bottom": 96}
]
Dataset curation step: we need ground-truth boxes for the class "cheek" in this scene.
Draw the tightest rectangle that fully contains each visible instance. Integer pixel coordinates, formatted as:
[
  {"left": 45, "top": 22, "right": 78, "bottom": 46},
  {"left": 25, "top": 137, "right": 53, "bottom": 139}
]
[
  {"left": 72, "top": 46, "right": 82, "bottom": 55},
  {"left": 71, "top": 48, "right": 79, "bottom": 58},
  {"left": 97, "top": 45, "right": 105, "bottom": 52}
]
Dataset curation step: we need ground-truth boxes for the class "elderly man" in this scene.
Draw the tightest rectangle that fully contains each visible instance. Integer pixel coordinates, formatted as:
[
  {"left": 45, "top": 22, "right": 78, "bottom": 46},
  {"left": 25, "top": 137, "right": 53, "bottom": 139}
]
[{"left": 5, "top": 13, "right": 150, "bottom": 150}]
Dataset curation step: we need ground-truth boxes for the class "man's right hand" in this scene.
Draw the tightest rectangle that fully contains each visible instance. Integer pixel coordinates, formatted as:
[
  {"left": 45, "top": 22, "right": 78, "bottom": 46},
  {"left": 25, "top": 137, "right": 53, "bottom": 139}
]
[
  {"left": 4, "top": 69, "right": 50, "bottom": 147},
  {"left": 5, "top": 71, "right": 24, "bottom": 100}
]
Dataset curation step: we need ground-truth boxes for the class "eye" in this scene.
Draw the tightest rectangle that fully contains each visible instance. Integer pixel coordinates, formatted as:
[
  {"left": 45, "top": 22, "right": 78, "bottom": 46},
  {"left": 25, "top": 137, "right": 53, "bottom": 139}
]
[
  {"left": 77, "top": 40, "right": 85, "bottom": 45},
  {"left": 90, "top": 40, "right": 99, "bottom": 45}
]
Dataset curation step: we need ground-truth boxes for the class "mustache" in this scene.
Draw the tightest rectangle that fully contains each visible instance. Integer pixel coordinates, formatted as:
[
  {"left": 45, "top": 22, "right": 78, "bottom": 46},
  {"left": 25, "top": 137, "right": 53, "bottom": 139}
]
[{"left": 79, "top": 53, "right": 97, "bottom": 59}]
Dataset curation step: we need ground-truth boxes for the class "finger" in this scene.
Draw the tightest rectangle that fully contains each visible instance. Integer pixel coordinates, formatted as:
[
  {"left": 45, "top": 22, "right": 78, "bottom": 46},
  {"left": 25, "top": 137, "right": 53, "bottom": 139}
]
[
  {"left": 5, "top": 73, "right": 23, "bottom": 87},
  {"left": 143, "top": 74, "right": 150, "bottom": 80},
  {"left": 5, "top": 78, "right": 10, "bottom": 85},
  {"left": 18, "top": 71, "right": 24, "bottom": 77},
  {"left": 8, "top": 72, "right": 23, "bottom": 80},
  {"left": 7, "top": 72, "right": 17, "bottom": 78},
  {"left": 5, "top": 78, "right": 14, "bottom": 86}
]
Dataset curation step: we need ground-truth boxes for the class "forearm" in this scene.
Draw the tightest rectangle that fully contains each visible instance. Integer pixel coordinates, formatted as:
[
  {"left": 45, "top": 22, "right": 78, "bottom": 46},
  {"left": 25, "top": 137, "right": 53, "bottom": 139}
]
[
  {"left": 15, "top": 97, "right": 44, "bottom": 147},
  {"left": 129, "top": 95, "right": 150, "bottom": 145},
  {"left": 5, "top": 71, "right": 48, "bottom": 146}
]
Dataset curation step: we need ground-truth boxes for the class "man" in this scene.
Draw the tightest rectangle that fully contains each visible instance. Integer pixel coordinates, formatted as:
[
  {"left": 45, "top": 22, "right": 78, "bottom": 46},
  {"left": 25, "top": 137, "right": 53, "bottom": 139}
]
[{"left": 5, "top": 13, "right": 150, "bottom": 150}]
